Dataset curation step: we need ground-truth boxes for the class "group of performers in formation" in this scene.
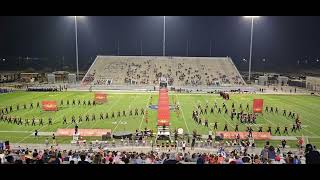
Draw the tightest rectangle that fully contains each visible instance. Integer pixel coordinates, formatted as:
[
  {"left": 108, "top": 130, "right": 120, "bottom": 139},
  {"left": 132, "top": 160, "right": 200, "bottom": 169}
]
[
  {"left": 191, "top": 100, "right": 303, "bottom": 136},
  {"left": 62, "top": 108, "right": 146, "bottom": 125},
  {"left": 0, "top": 100, "right": 146, "bottom": 126},
  {"left": 60, "top": 99, "right": 97, "bottom": 106},
  {"left": 0, "top": 97, "right": 303, "bottom": 136}
]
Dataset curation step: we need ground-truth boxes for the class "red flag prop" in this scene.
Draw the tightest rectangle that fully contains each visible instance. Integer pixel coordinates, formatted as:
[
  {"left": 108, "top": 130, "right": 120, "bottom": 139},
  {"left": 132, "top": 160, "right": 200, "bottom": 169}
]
[
  {"left": 95, "top": 93, "right": 107, "bottom": 103},
  {"left": 42, "top": 101, "right": 58, "bottom": 111},
  {"left": 253, "top": 99, "right": 264, "bottom": 113}
]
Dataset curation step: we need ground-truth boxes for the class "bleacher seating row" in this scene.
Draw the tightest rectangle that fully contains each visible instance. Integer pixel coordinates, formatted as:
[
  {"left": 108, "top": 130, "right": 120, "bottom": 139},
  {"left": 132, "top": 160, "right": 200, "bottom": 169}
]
[{"left": 81, "top": 56, "right": 246, "bottom": 87}]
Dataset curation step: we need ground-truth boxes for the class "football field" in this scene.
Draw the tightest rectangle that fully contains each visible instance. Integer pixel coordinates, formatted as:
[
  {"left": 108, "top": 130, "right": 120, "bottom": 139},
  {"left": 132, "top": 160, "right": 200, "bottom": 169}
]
[{"left": 1, "top": 91, "right": 320, "bottom": 147}]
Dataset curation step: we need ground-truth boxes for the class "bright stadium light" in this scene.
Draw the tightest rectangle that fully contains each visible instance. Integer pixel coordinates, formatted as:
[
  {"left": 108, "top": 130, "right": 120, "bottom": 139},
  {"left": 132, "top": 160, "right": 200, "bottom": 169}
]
[
  {"left": 244, "top": 16, "right": 260, "bottom": 83},
  {"left": 244, "top": 16, "right": 260, "bottom": 19}
]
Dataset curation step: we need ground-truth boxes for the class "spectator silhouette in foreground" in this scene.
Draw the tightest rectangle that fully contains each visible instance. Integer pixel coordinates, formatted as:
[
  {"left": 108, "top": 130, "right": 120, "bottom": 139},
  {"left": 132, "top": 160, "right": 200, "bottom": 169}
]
[
  {"left": 78, "top": 154, "right": 90, "bottom": 164},
  {"left": 163, "top": 153, "right": 179, "bottom": 164},
  {"left": 305, "top": 144, "right": 320, "bottom": 164}
]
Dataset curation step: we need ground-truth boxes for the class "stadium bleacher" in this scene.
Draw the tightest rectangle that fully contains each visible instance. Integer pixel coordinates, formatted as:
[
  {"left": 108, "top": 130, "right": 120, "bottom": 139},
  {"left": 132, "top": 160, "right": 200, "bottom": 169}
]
[{"left": 81, "top": 56, "right": 246, "bottom": 87}]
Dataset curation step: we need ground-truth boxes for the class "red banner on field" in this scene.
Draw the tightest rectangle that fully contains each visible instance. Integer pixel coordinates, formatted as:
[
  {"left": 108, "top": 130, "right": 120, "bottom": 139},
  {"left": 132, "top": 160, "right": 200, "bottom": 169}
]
[
  {"left": 42, "top": 101, "right": 58, "bottom": 111},
  {"left": 95, "top": 93, "right": 107, "bottom": 103},
  {"left": 253, "top": 99, "right": 264, "bottom": 113},
  {"left": 56, "top": 128, "right": 111, "bottom": 136},
  {"left": 216, "top": 131, "right": 271, "bottom": 140}
]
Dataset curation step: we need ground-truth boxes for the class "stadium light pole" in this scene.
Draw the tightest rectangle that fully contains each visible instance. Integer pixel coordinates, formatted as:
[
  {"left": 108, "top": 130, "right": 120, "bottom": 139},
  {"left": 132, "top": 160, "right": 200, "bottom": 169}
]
[
  {"left": 71, "top": 16, "right": 82, "bottom": 83},
  {"left": 210, "top": 40, "right": 212, "bottom": 57},
  {"left": 244, "top": 16, "right": 260, "bottom": 83},
  {"left": 163, "top": 16, "right": 166, "bottom": 56},
  {"left": 187, "top": 40, "right": 189, "bottom": 57}
]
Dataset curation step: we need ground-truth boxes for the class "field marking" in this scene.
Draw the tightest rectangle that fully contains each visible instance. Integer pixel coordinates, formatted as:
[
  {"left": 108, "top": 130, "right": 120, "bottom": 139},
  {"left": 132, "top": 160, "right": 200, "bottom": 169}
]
[
  {"left": 298, "top": 136, "right": 320, "bottom": 139},
  {"left": 88, "top": 94, "right": 123, "bottom": 129},
  {"left": 114, "top": 95, "right": 142, "bottom": 132},
  {"left": 259, "top": 115, "right": 277, "bottom": 127},
  {"left": 17, "top": 123, "right": 49, "bottom": 143},
  {"left": 15, "top": 93, "right": 84, "bottom": 143},
  {"left": 199, "top": 95, "right": 236, "bottom": 130},
  {"left": 111, "top": 95, "right": 138, "bottom": 132},
  {"left": 176, "top": 93, "right": 190, "bottom": 134},
  {"left": 2, "top": 92, "right": 320, "bottom": 142},
  {"left": 113, "top": 94, "right": 140, "bottom": 132},
  {"left": 138, "top": 93, "right": 152, "bottom": 131},
  {"left": 0, "top": 130, "right": 33, "bottom": 133},
  {"left": 259, "top": 96, "right": 319, "bottom": 137},
  {"left": 1, "top": 92, "right": 76, "bottom": 132},
  {"left": 282, "top": 97, "right": 320, "bottom": 129},
  {"left": 61, "top": 92, "right": 119, "bottom": 129},
  {"left": 187, "top": 97, "right": 205, "bottom": 132},
  {"left": 240, "top": 97, "right": 282, "bottom": 130},
  {"left": 273, "top": 111, "right": 318, "bottom": 137},
  {"left": 0, "top": 92, "right": 61, "bottom": 131},
  {"left": 65, "top": 103, "right": 99, "bottom": 129},
  {"left": 49, "top": 92, "right": 96, "bottom": 130},
  {"left": 243, "top": 96, "right": 319, "bottom": 137},
  {"left": 4, "top": 93, "right": 137, "bottom": 143},
  {"left": 0, "top": 109, "right": 38, "bottom": 132}
]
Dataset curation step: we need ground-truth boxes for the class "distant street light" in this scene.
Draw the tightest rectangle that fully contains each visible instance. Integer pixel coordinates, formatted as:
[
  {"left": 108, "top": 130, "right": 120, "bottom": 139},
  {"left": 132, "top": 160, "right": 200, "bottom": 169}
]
[{"left": 244, "top": 16, "right": 260, "bottom": 82}]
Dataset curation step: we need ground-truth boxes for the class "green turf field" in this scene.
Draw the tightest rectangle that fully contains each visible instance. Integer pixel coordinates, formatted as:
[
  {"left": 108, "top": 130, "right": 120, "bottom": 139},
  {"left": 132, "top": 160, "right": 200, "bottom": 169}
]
[{"left": 1, "top": 91, "right": 320, "bottom": 146}]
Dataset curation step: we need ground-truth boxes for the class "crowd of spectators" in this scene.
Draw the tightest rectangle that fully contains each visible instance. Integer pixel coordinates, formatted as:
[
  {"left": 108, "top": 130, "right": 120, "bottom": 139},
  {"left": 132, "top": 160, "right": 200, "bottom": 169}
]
[{"left": 1, "top": 142, "right": 319, "bottom": 164}]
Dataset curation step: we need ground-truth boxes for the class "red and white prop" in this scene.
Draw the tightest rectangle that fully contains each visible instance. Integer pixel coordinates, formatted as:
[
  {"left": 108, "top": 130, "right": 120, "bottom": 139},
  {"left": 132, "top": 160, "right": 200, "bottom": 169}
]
[
  {"left": 42, "top": 101, "right": 58, "bottom": 111},
  {"left": 95, "top": 92, "right": 107, "bottom": 103}
]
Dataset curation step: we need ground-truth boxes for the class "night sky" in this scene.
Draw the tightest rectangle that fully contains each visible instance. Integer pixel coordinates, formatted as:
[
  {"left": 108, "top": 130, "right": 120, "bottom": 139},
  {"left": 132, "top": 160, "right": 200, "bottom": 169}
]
[{"left": 0, "top": 16, "right": 320, "bottom": 72}]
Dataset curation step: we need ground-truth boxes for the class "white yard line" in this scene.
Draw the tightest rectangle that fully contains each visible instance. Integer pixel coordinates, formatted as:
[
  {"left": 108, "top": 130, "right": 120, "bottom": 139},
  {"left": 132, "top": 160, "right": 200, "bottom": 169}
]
[
  {"left": 89, "top": 95, "right": 123, "bottom": 129},
  {"left": 113, "top": 94, "right": 140, "bottom": 132},
  {"left": 17, "top": 124, "right": 49, "bottom": 143},
  {"left": 220, "top": 114, "right": 236, "bottom": 129},
  {"left": 258, "top": 115, "right": 277, "bottom": 127},
  {"left": 16, "top": 95, "right": 87, "bottom": 143},
  {"left": 199, "top": 95, "right": 235, "bottom": 129},
  {"left": 276, "top": 113, "right": 318, "bottom": 137},
  {"left": 282, "top": 98, "right": 320, "bottom": 129},
  {"left": 138, "top": 93, "right": 152, "bottom": 131},
  {"left": 242, "top": 98, "right": 318, "bottom": 136},
  {"left": 0, "top": 130, "right": 33, "bottom": 133},
  {"left": 176, "top": 94, "right": 190, "bottom": 134},
  {"left": 240, "top": 98, "right": 278, "bottom": 128}
]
